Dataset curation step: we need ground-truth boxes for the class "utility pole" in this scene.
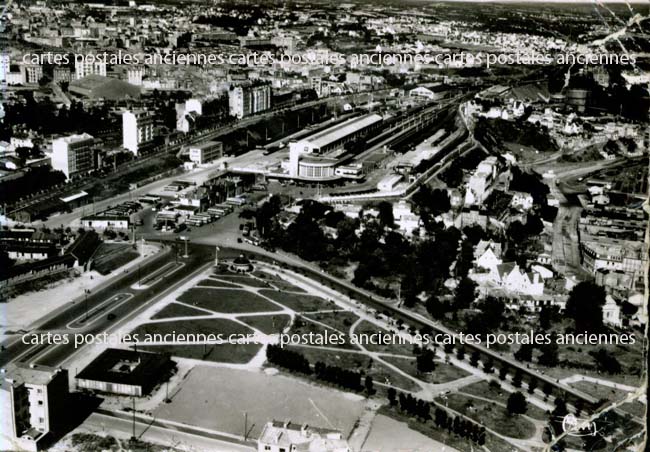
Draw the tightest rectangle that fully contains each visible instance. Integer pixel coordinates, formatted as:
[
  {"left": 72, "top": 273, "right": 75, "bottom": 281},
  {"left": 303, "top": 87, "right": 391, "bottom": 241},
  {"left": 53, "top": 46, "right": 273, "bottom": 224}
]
[
  {"left": 183, "top": 238, "right": 189, "bottom": 258},
  {"left": 131, "top": 397, "right": 136, "bottom": 442},
  {"left": 84, "top": 293, "right": 89, "bottom": 322},
  {"left": 215, "top": 246, "right": 220, "bottom": 266},
  {"left": 244, "top": 412, "right": 248, "bottom": 441}
]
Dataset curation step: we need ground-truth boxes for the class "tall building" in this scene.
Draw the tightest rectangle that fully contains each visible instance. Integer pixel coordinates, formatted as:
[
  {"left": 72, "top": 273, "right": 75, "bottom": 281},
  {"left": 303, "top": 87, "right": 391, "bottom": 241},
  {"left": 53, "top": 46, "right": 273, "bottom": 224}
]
[
  {"left": 228, "top": 83, "right": 271, "bottom": 119},
  {"left": 189, "top": 141, "right": 223, "bottom": 165},
  {"left": 122, "top": 110, "right": 155, "bottom": 155},
  {"left": 51, "top": 133, "right": 95, "bottom": 179},
  {"left": 126, "top": 66, "right": 145, "bottom": 86},
  {"left": 0, "top": 363, "right": 69, "bottom": 452},
  {"left": 22, "top": 64, "right": 43, "bottom": 85},
  {"left": 74, "top": 58, "right": 107, "bottom": 80}
]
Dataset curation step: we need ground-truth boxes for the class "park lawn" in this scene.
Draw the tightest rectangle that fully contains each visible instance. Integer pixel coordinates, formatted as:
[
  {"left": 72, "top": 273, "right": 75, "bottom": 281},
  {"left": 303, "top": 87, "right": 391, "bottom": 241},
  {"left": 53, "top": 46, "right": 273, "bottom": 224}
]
[
  {"left": 570, "top": 380, "right": 634, "bottom": 402},
  {"left": 300, "top": 311, "right": 359, "bottom": 332},
  {"left": 252, "top": 271, "right": 306, "bottom": 293},
  {"left": 378, "top": 405, "right": 523, "bottom": 452},
  {"left": 438, "top": 393, "right": 536, "bottom": 440},
  {"left": 382, "top": 356, "right": 470, "bottom": 384},
  {"left": 260, "top": 289, "right": 334, "bottom": 312},
  {"left": 92, "top": 243, "right": 139, "bottom": 275},
  {"left": 151, "top": 302, "right": 211, "bottom": 320},
  {"left": 237, "top": 314, "right": 292, "bottom": 334},
  {"left": 211, "top": 275, "right": 271, "bottom": 288},
  {"left": 177, "top": 288, "right": 283, "bottom": 313},
  {"left": 461, "top": 380, "right": 549, "bottom": 421},
  {"left": 352, "top": 320, "right": 414, "bottom": 355},
  {"left": 286, "top": 346, "right": 420, "bottom": 393},
  {"left": 139, "top": 343, "right": 261, "bottom": 364},
  {"left": 131, "top": 318, "right": 253, "bottom": 338},
  {"left": 197, "top": 279, "right": 242, "bottom": 288},
  {"left": 288, "top": 317, "right": 356, "bottom": 349}
]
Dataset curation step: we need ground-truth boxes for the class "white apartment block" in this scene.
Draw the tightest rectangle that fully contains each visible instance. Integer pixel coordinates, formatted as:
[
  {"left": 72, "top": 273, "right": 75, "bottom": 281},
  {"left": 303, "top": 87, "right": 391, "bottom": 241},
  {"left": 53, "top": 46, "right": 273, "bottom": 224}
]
[
  {"left": 0, "top": 363, "right": 69, "bottom": 452},
  {"left": 228, "top": 83, "right": 271, "bottom": 119},
  {"left": 189, "top": 141, "right": 223, "bottom": 165},
  {"left": 74, "top": 59, "right": 107, "bottom": 79},
  {"left": 122, "top": 110, "right": 155, "bottom": 155},
  {"left": 51, "top": 133, "right": 95, "bottom": 179}
]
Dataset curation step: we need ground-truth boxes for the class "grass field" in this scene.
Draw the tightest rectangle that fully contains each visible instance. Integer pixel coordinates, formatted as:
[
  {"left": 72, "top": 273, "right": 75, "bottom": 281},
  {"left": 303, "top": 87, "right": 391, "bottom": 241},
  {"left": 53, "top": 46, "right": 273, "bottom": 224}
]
[
  {"left": 153, "top": 366, "right": 364, "bottom": 438},
  {"left": 379, "top": 405, "right": 520, "bottom": 452},
  {"left": 301, "top": 311, "right": 358, "bottom": 330},
  {"left": 438, "top": 393, "right": 536, "bottom": 440},
  {"left": 177, "top": 288, "right": 283, "bottom": 313},
  {"left": 140, "top": 343, "right": 261, "bottom": 364},
  {"left": 353, "top": 320, "right": 414, "bottom": 355},
  {"left": 382, "top": 356, "right": 470, "bottom": 384},
  {"left": 461, "top": 380, "right": 549, "bottom": 421},
  {"left": 197, "top": 279, "right": 242, "bottom": 288},
  {"left": 131, "top": 318, "right": 252, "bottom": 338},
  {"left": 288, "top": 318, "right": 356, "bottom": 349},
  {"left": 363, "top": 414, "right": 461, "bottom": 452},
  {"left": 259, "top": 289, "right": 334, "bottom": 312},
  {"left": 211, "top": 275, "right": 271, "bottom": 288},
  {"left": 151, "top": 302, "right": 210, "bottom": 320},
  {"left": 252, "top": 271, "right": 307, "bottom": 293},
  {"left": 287, "top": 346, "right": 421, "bottom": 392},
  {"left": 237, "top": 314, "right": 292, "bottom": 334}
]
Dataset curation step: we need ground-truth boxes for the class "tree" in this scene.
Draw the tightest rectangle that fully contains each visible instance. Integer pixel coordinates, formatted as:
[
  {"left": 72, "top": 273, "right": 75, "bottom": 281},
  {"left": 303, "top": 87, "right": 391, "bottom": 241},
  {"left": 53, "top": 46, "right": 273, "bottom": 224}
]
[
  {"left": 565, "top": 281, "right": 606, "bottom": 333},
  {"left": 469, "top": 351, "right": 480, "bottom": 367},
  {"left": 377, "top": 201, "right": 395, "bottom": 228},
  {"left": 454, "top": 277, "right": 477, "bottom": 309},
  {"left": 364, "top": 375, "right": 375, "bottom": 395},
  {"left": 514, "top": 344, "right": 534, "bottom": 362},
  {"left": 416, "top": 349, "right": 436, "bottom": 373},
  {"left": 456, "top": 347, "right": 465, "bottom": 361},
  {"left": 483, "top": 358, "right": 494, "bottom": 374},
  {"left": 498, "top": 365, "right": 508, "bottom": 380},
  {"left": 507, "top": 392, "right": 528, "bottom": 415},
  {"left": 537, "top": 343, "right": 559, "bottom": 367},
  {"left": 387, "top": 387, "right": 397, "bottom": 406},
  {"left": 527, "top": 378, "right": 538, "bottom": 395},
  {"left": 512, "top": 369, "right": 523, "bottom": 388}
]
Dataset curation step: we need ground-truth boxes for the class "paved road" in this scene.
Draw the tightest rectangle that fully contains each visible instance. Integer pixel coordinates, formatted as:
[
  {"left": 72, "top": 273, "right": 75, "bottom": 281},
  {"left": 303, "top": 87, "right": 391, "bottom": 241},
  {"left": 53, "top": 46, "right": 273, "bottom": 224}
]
[
  {"left": 0, "top": 244, "right": 244, "bottom": 368},
  {"left": 84, "top": 410, "right": 255, "bottom": 452}
]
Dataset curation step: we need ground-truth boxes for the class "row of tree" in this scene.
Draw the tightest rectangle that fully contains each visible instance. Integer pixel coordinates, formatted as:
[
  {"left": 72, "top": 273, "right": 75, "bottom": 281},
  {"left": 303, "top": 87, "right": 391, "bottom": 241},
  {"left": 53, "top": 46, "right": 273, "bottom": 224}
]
[
  {"left": 266, "top": 345, "right": 374, "bottom": 394},
  {"left": 387, "top": 388, "right": 487, "bottom": 445}
]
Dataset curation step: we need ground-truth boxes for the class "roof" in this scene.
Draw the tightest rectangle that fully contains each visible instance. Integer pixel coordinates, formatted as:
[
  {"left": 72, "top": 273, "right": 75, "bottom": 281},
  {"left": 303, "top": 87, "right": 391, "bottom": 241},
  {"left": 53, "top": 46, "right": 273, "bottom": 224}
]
[
  {"left": 258, "top": 421, "right": 347, "bottom": 452},
  {"left": 0, "top": 362, "right": 65, "bottom": 391},
  {"left": 60, "top": 190, "right": 89, "bottom": 203},
  {"left": 67, "top": 230, "right": 101, "bottom": 265},
  {"left": 69, "top": 75, "right": 141, "bottom": 100},
  {"left": 303, "top": 114, "right": 382, "bottom": 150},
  {"left": 76, "top": 348, "right": 172, "bottom": 388}
]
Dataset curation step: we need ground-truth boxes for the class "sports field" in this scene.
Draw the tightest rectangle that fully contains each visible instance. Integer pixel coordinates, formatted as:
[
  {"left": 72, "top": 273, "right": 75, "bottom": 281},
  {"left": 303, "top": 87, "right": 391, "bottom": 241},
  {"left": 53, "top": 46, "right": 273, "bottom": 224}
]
[{"left": 154, "top": 366, "right": 365, "bottom": 439}]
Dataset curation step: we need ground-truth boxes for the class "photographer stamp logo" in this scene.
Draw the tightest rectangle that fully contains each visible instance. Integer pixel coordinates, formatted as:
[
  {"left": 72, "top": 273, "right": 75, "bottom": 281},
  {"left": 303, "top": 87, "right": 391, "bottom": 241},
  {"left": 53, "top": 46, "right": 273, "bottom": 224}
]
[{"left": 562, "top": 414, "right": 598, "bottom": 437}]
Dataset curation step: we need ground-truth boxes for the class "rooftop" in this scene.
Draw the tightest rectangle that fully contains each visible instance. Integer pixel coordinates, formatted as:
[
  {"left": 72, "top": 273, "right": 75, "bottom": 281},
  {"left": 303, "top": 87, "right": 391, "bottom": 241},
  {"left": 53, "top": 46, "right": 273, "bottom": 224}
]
[
  {"left": 76, "top": 348, "right": 172, "bottom": 388},
  {"left": 303, "top": 114, "right": 382, "bottom": 150}
]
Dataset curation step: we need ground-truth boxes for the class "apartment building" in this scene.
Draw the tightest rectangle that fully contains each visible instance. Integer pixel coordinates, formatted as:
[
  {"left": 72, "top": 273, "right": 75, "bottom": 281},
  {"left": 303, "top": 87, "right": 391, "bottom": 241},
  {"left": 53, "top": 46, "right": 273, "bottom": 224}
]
[{"left": 51, "top": 133, "right": 95, "bottom": 179}]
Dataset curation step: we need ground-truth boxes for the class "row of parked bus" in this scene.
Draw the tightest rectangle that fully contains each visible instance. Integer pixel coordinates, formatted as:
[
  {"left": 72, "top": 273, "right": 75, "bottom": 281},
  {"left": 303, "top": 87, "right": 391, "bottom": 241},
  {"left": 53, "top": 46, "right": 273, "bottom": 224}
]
[{"left": 185, "top": 203, "right": 235, "bottom": 227}]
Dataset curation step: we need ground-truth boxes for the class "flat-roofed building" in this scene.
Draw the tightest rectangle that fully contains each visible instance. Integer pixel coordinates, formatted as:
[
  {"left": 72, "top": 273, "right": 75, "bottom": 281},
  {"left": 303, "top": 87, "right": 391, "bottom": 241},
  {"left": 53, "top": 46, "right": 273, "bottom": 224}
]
[
  {"left": 189, "top": 141, "right": 223, "bottom": 165},
  {"left": 51, "top": 133, "right": 94, "bottom": 179},
  {"left": 76, "top": 348, "right": 174, "bottom": 397},
  {"left": 123, "top": 109, "right": 155, "bottom": 155},
  {"left": 228, "top": 83, "right": 271, "bottom": 119},
  {"left": 0, "top": 363, "right": 69, "bottom": 452},
  {"left": 258, "top": 420, "right": 350, "bottom": 452},
  {"left": 288, "top": 114, "right": 382, "bottom": 180}
]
